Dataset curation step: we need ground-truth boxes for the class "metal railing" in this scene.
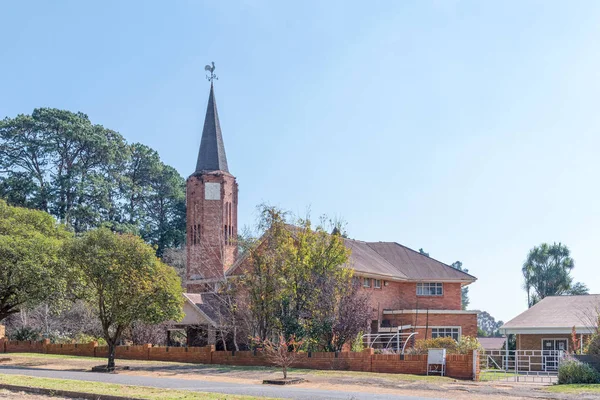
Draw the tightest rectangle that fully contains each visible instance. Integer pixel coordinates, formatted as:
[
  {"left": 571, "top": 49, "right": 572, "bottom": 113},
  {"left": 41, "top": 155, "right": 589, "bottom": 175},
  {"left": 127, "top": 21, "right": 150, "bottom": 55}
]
[
  {"left": 480, "top": 350, "right": 566, "bottom": 383},
  {"left": 362, "top": 332, "right": 418, "bottom": 354}
]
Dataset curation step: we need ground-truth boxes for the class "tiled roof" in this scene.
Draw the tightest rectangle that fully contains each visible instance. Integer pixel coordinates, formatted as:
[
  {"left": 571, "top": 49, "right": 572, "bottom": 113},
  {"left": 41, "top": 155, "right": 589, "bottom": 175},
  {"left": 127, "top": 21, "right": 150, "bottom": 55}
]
[
  {"left": 227, "top": 229, "right": 476, "bottom": 282},
  {"left": 501, "top": 295, "right": 600, "bottom": 330},
  {"left": 195, "top": 84, "right": 229, "bottom": 173},
  {"left": 184, "top": 292, "right": 225, "bottom": 325},
  {"left": 477, "top": 337, "right": 506, "bottom": 350},
  {"left": 345, "top": 239, "right": 476, "bottom": 282}
]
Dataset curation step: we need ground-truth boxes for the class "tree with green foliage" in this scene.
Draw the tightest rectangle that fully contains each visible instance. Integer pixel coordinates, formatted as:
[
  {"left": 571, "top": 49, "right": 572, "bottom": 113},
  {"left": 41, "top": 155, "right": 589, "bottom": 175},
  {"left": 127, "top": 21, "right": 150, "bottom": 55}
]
[
  {"left": 477, "top": 311, "right": 504, "bottom": 337},
  {"left": 450, "top": 261, "right": 470, "bottom": 310},
  {"left": 522, "top": 242, "right": 588, "bottom": 307},
  {"left": 139, "top": 164, "right": 186, "bottom": 256},
  {"left": 65, "top": 228, "right": 183, "bottom": 370},
  {"left": 0, "top": 109, "right": 186, "bottom": 255},
  {"left": 239, "top": 206, "right": 366, "bottom": 351},
  {"left": 0, "top": 200, "right": 72, "bottom": 322}
]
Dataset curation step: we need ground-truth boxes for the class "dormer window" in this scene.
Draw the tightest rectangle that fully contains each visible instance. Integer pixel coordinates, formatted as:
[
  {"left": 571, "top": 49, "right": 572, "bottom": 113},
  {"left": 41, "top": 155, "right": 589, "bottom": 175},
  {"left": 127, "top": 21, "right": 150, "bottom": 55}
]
[{"left": 417, "top": 282, "right": 443, "bottom": 296}]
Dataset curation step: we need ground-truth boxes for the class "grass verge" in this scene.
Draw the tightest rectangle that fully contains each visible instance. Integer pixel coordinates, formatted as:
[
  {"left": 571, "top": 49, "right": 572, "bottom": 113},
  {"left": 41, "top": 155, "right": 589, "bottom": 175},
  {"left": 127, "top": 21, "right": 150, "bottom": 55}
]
[
  {"left": 5, "top": 353, "right": 454, "bottom": 383},
  {"left": 0, "top": 374, "right": 280, "bottom": 400},
  {"left": 545, "top": 384, "right": 600, "bottom": 394}
]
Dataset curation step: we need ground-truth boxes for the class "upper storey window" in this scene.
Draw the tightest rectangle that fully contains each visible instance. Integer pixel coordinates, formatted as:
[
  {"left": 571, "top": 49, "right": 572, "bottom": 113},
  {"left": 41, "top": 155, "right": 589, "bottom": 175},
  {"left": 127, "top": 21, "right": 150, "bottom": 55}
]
[{"left": 417, "top": 282, "right": 443, "bottom": 296}]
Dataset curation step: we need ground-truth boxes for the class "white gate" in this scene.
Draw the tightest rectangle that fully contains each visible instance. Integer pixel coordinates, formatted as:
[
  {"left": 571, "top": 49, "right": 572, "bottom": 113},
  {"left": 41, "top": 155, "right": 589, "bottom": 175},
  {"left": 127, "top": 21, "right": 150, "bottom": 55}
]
[{"left": 480, "top": 350, "right": 566, "bottom": 383}]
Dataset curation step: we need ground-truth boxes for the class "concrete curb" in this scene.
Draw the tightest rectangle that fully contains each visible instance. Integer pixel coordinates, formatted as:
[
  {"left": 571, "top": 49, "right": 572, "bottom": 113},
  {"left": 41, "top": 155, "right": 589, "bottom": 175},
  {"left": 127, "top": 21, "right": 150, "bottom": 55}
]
[{"left": 0, "top": 383, "right": 136, "bottom": 400}]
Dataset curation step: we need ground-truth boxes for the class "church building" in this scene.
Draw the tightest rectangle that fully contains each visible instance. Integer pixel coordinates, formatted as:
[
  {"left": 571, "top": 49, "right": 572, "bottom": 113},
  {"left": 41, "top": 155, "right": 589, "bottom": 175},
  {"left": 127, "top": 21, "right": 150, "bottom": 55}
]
[{"left": 179, "top": 79, "right": 478, "bottom": 347}]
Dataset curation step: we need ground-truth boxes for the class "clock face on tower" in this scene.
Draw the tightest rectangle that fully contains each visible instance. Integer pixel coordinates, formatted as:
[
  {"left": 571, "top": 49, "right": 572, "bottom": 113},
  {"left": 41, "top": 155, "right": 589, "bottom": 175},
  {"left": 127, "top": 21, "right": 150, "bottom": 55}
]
[{"left": 204, "top": 182, "right": 221, "bottom": 200}]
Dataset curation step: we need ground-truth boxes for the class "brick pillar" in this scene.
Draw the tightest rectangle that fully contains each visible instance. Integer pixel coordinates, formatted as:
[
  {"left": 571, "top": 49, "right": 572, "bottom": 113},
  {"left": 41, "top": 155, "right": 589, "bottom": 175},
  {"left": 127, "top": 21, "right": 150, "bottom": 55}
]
[
  {"left": 42, "top": 339, "right": 50, "bottom": 354},
  {"left": 362, "top": 348, "right": 374, "bottom": 372}
]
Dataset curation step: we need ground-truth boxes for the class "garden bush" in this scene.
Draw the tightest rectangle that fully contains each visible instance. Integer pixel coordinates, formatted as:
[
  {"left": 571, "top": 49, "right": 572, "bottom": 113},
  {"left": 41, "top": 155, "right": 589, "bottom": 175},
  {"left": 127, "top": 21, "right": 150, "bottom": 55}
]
[
  {"left": 558, "top": 358, "right": 600, "bottom": 384},
  {"left": 9, "top": 327, "right": 41, "bottom": 341},
  {"left": 586, "top": 334, "right": 600, "bottom": 356},
  {"left": 408, "top": 336, "right": 482, "bottom": 355}
]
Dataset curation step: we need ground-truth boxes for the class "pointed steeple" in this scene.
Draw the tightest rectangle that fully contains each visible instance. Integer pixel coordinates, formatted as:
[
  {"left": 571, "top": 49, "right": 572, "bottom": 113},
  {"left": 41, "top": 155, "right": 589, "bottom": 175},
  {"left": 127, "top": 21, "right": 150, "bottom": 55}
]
[{"left": 195, "top": 83, "right": 229, "bottom": 173}]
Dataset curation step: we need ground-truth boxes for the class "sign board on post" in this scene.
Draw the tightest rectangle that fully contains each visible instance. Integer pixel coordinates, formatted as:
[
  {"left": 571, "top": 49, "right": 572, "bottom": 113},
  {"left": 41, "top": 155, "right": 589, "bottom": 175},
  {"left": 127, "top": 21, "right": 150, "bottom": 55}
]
[{"left": 427, "top": 348, "right": 446, "bottom": 376}]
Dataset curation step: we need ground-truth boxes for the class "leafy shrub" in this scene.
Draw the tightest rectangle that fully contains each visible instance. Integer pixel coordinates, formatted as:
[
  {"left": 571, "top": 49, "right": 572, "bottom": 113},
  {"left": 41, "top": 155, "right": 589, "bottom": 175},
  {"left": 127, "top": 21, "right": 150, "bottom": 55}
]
[
  {"left": 43, "top": 331, "right": 73, "bottom": 344},
  {"left": 351, "top": 332, "right": 365, "bottom": 352},
  {"left": 407, "top": 336, "right": 482, "bottom": 355},
  {"left": 586, "top": 334, "right": 600, "bottom": 355},
  {"left": 74, "top": 333, "right": 106, "bottom": 346},
  {"left": 9, "top": 327, "right": 41, "bottom": 341},
  {"left": 456, "top": 336, "right": 484, "bottom": 354},
  {"left": 558, "top": 358, "right": 600, "bottom": 384},
  {"left": 409, "top": 337, "right": 457, "bottom": 354}
]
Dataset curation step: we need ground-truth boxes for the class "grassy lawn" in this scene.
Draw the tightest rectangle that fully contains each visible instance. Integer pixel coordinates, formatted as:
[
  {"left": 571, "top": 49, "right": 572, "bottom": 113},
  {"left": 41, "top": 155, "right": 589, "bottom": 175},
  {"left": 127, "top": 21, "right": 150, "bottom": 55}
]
[
  {"left": 479, "top": 370, "right": 519, "bottom": 381},
  {"left": 4, "top": 353, "right": 100, "bottom": 361},
  {"left": 293, "top": 368, "right": 454, "bottom": 382},
  {"left": 0, "top": 374, "right": 279, "bottom": 400},
  {"left": 4, "top": 352, "right": 454, "bottom": 383},
  {"left": 545, "top": 384, "right": 600, "bottom": 394}
]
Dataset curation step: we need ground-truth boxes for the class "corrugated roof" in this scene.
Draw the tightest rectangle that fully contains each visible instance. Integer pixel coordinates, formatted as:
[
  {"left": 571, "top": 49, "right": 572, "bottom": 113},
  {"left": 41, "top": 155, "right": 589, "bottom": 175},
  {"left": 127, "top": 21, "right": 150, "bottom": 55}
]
[{"left": 501, "top": 295, "right": 600, "bottom": 329}]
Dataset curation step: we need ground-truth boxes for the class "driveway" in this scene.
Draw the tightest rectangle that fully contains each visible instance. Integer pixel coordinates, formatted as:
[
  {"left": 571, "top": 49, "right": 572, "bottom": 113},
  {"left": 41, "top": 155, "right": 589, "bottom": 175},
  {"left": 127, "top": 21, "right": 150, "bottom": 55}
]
[{"left": 0, "top": 366, "right": 442, "bottom": 400}]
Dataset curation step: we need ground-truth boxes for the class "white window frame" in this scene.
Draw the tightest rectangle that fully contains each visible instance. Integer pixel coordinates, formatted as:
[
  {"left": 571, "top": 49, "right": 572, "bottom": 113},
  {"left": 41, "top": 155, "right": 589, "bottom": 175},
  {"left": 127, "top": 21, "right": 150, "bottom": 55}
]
[
  {"left": 431, "top": 326, "right": 461, "bottom": 341},
  {"left": 374, "top": 279, "right": 382, "bottom": 289},
  {"left": 417, "top": 282, "right": 443, "bottom": 296},
  {"left": 541, "top": 338, "right": 569, "bottom": 352},
  {"left": 363, "top": 278, "right": 371, "bottom": 288}
]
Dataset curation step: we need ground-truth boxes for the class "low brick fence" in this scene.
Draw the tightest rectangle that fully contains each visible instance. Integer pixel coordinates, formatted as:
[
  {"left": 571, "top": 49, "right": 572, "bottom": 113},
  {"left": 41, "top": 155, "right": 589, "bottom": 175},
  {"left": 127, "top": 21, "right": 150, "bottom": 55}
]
[{"left": 0, "top": 338, "right": 479, "bottom": 380}]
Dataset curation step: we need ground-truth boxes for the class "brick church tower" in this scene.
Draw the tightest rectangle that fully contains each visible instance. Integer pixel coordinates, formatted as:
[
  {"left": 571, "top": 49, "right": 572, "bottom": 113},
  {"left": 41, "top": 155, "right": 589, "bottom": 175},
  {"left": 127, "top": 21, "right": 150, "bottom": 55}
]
[{"left": 186, "top": 82, "right": 238, "bottom": 290}]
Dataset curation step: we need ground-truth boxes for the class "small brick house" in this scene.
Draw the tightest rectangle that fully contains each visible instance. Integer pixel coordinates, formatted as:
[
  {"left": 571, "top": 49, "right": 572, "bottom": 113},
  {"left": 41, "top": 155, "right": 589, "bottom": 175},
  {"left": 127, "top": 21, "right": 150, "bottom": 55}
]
[
  {"left": 180, "top": 82, "right": 478, "bottom": 345},
  {"left": 499, "top": 295, "right": 600, "bottom": 352}
]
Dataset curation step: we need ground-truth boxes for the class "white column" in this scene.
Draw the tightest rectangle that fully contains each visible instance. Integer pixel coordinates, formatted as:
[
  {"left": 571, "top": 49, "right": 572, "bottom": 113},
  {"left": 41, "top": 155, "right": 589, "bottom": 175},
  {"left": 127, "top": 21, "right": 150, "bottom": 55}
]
[{"left": 505, "top": 335, "right": 509, "bottom": 371}]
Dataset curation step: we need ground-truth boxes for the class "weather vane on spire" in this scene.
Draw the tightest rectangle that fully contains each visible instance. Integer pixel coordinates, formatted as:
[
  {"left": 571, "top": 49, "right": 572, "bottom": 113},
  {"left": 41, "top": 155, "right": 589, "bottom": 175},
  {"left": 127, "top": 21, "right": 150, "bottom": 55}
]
[{"left": 205, "top": 61, "right": 218, "bottom": 83}]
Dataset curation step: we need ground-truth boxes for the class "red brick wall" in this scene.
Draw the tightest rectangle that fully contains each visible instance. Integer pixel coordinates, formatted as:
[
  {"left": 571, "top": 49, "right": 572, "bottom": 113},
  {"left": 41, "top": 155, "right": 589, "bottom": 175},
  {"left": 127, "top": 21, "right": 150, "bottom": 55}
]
[
  {"left": 2, "top": 340, "right": 47, "bottom": 353},
  {"left": 46, "top": 342, "right": 97, "bottom": 357},
  {"left": 516, "top": 334, "right": 590, "bottom": 352},
  {"left": 362, "top": 280, "right": 463, "bottom": 313},
  {"left": 186, "top": 172, "right": 238, "bottom": 283},
  {"left": 0, "top": 340, "right": 479, "bottom": 380},
  {"left": 371, "top": 354, "right": 428, "bottom": 374}
]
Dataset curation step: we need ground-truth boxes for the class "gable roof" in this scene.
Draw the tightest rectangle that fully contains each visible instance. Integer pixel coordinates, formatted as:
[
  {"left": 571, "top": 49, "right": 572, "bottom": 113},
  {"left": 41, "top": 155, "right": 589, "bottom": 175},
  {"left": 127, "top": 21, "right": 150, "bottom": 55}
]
[
  {"left": 343, "top": 239, "right": 408, "bottom": 279},
  {"left": 224, "top": 228, "right": 476, "bottom": 283},
  {"left": 500, "top": 295, "right": 600, "bottom": 334},
  {"left": 362, "top": 241, "right": 476, "bottom": 281},
  {"left": 183, "top": 292, "right": 224, "bottom": 327},
  {"left": 477, "top": 337, "right": 506, "bottom": 350},
  {"left": 195, "top": 83, "right": 229, "bottom": 173}
]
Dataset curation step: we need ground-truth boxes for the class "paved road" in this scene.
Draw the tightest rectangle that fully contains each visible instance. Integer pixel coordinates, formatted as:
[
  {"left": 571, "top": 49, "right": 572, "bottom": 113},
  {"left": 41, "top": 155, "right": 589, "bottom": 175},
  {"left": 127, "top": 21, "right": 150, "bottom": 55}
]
[{"left": 0, "top": 366, "right": 444, "bottom": 400}]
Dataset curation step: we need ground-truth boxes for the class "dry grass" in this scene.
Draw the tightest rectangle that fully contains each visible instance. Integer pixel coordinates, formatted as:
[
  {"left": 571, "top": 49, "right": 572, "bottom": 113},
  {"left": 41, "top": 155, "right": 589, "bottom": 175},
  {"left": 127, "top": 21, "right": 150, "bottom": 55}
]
[{"left": 0, "top": 374, "right": 279, "bottom": 400}]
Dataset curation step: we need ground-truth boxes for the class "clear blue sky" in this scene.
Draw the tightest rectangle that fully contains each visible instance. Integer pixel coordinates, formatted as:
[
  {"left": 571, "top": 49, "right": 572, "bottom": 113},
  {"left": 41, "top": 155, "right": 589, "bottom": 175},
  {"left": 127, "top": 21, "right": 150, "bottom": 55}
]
[{"left": 2, "top": 0, "right": 599, "bottom": 322}]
